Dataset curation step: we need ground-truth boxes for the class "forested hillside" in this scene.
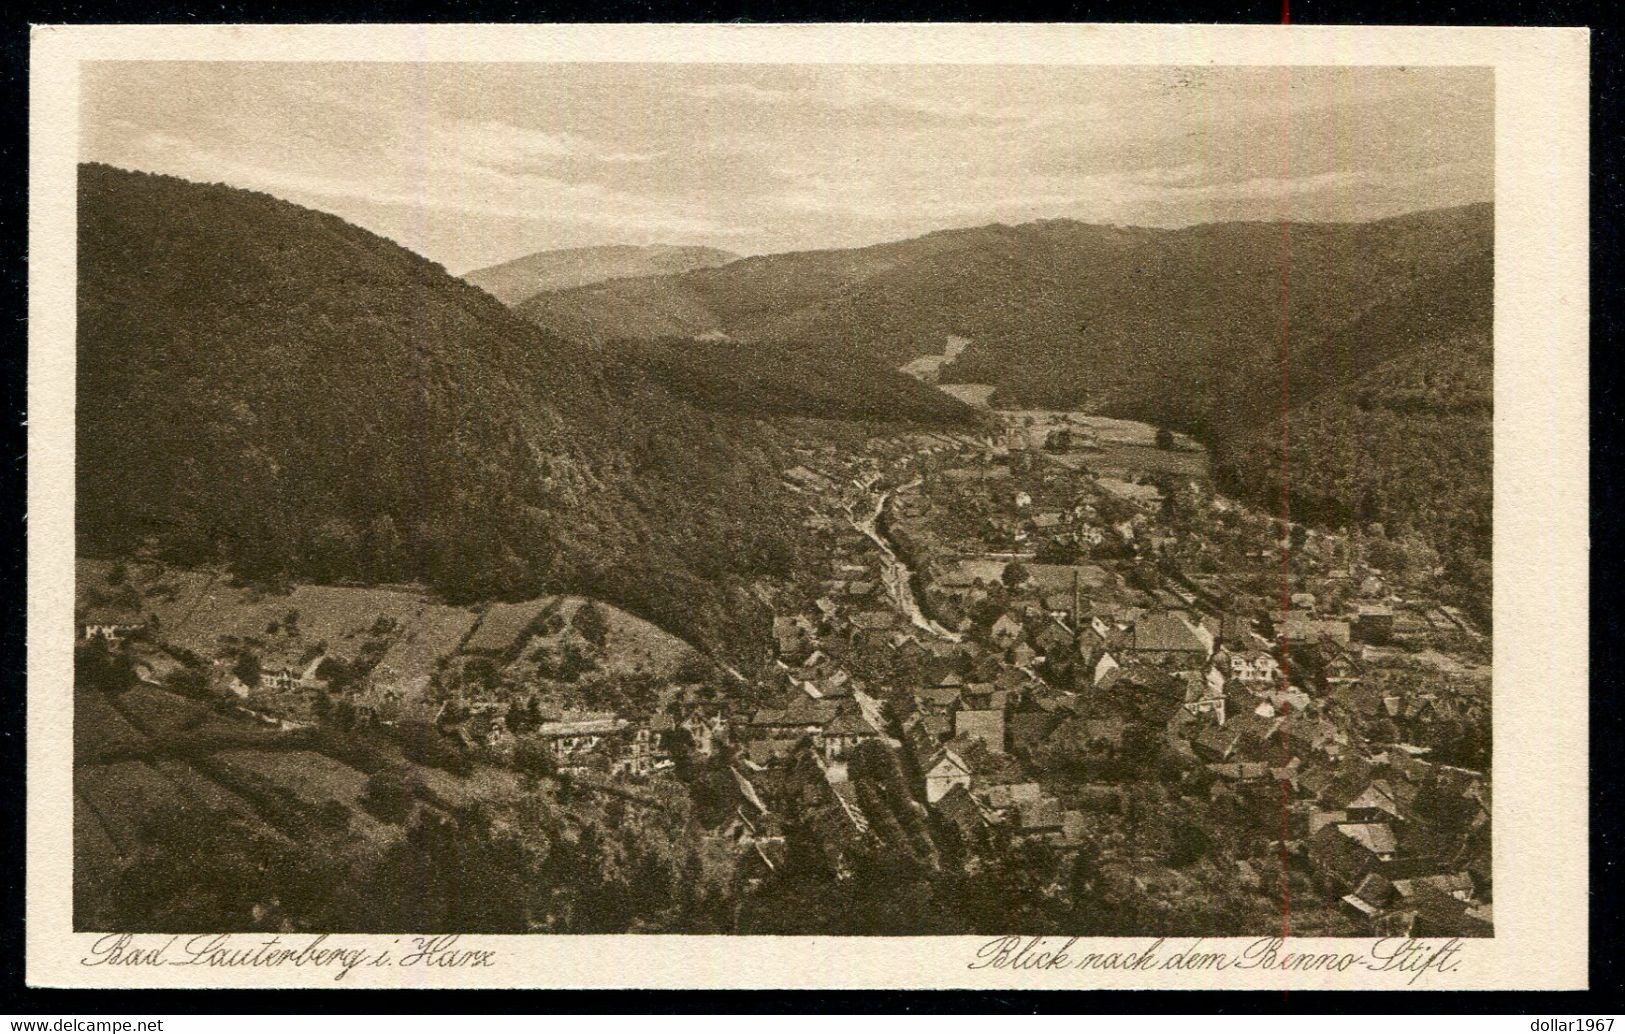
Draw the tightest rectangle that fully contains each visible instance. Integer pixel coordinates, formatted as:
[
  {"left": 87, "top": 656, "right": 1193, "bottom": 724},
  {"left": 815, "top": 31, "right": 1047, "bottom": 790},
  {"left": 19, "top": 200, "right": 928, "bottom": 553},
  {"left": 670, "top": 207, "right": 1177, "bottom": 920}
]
[
  {"left": 1194, "top": 237, "right": 1494, "bottom": 621},
  {"left": 516, "top": 207, "right": 1488, "bottom": 415},
  {"left": 75, "top": 165, "right": 964, "bottom": 659},
  {"left": 514, "top": 205, "right": 1494, "bottom": 612},
  {"left": 603, "top": 336, "right": 980, "bottom": 425}
]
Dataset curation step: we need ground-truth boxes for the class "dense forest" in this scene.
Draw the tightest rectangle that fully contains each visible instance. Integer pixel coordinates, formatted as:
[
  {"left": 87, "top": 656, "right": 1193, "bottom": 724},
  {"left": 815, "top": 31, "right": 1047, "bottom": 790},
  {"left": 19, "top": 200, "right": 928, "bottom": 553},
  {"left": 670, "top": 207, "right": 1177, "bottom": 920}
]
[
  {"left": 515, "top": 205, "right": 1488, "bottom": 418},
  {"left": 602, "top": 336, "right": 980, "bottom": 425},
  {"left": 75, "top": 165, "right": 967, "bottom": 661},
  {"left": 1206, "top": 245, "right": 1494, "bottom": 624}
]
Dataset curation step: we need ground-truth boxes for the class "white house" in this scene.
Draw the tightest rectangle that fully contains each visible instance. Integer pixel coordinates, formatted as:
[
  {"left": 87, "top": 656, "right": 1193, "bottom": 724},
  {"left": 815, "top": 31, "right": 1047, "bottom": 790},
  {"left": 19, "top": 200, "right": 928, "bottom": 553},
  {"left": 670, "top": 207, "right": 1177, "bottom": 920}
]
[
  {"left": 925, "top": 748, "right": 972, "bottom": 803},
  {"left": 1229, "top": 650, "right": 1282, "bottom": 684},
  {"left": 1182, "top": 668, "right": 1228, "bottom": 726},
  {"left": 1092, "top": 651, "right": 1120, "bottom": 686}
]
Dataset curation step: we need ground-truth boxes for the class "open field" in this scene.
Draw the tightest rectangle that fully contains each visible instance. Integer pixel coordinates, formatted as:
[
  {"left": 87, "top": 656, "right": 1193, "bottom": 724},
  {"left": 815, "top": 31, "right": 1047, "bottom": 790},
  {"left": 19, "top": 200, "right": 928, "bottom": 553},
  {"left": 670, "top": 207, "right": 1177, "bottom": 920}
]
[
  {"left": 999, "top": 411, "right": 1198, "bottom": 448},
  {"left": 1089, "top": 442, "right": 1209, "bottom": 478},
  {"left": 937, "top": 383, "right": 995, "bottom": 407}
]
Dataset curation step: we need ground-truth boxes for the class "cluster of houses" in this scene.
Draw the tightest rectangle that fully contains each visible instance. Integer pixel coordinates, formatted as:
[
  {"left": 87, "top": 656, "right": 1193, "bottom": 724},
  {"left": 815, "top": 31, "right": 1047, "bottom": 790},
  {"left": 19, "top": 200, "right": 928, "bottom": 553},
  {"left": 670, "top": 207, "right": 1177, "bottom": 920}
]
[
  {"left": 739, "top": 417, "right": 1494, "bottom": 929},
  {"left": 423, "top": 693, "right": 733, "bottom": 779},
  {"left": 1298, "top": 746, "right": 1493, "bottom": 938},
  {"left": 74, "top": 412, "right": 1492, "bottom": 935},
  {"left": 79, "top": 605, "right": 150, "bottom": 644}
]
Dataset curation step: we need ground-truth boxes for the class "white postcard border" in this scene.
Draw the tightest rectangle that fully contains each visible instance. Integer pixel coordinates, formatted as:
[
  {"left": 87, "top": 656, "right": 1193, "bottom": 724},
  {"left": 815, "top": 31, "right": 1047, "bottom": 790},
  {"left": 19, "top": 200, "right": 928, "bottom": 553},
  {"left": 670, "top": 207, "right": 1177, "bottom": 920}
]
[{"left": 26, "top": 22, "right": 1590, "bottom": 990}]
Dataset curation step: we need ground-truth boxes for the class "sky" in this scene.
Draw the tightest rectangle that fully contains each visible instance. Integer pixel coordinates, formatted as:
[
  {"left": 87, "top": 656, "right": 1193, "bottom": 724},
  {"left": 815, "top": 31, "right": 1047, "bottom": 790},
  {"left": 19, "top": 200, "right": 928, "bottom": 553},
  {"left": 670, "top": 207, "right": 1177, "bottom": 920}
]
[{"left": 81, "top": 62, "right": 1493, "bottom": 274}]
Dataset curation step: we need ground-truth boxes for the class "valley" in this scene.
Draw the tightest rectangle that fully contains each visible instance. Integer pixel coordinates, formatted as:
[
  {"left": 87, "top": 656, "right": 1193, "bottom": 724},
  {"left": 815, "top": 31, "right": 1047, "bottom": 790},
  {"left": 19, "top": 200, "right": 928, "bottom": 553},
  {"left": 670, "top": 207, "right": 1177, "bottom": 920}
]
[
  {"left": 72, "top": 162, "right": 1493, "bottom": 939},
  {"left": 514, "top": 205, "right": 1494, "bottom": 620}
]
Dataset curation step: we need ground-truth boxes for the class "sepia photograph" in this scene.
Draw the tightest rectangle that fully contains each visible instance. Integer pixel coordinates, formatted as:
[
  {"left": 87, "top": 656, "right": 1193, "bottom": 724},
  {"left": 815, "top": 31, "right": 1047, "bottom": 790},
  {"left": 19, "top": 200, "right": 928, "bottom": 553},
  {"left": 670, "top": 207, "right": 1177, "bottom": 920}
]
[
  {"left": 65, "top": 57, "right": 1498, "bottom": 939},
  {"left": 23, "top": 21, "right": 1590, "bottom": 992}
]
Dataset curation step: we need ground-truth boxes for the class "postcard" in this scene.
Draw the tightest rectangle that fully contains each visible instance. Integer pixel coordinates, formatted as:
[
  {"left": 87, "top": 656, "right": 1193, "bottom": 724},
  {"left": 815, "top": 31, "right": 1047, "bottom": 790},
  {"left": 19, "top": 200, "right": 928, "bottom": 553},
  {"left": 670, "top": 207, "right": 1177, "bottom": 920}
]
[{"left": 26, "top": 22, "right": 1589, "bottom": 989}]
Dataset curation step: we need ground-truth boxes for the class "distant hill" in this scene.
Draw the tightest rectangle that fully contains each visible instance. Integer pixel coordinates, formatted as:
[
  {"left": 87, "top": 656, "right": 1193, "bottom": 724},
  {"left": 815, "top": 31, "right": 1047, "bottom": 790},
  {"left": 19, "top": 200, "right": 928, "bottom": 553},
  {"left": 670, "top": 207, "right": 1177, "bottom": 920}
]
[
  {"left": 516, "top": 205, "right": 1494, "bottom": 609},
  {"left": 516, "top": 206, "right": 1488, "bottom": 414},
  {"left": 516, "top": 225, "right": 1002, "bottom": 355},
  {"left": 462, "top": 243, "right": 739, "bottom": 305},
  {"left": 76, "top": 165, "right": 964, "bottom": 659}
]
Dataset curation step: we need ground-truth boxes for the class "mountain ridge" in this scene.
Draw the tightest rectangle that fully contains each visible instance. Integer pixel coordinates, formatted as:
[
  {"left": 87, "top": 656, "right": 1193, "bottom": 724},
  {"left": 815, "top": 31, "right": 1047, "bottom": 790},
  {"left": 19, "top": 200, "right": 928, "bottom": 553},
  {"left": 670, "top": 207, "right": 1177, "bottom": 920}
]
[
  {"left": 517, "top": 204, "right": 1489, "bottom": 373},
  {"left": 75, "top": 164, "right": 966, "bottom": 659},
  {"left": 512, "top": 202, "right": 1493, "bottom": 616},
  {"left": 462, "top": 242, "right": 740, "bottom": 305}
]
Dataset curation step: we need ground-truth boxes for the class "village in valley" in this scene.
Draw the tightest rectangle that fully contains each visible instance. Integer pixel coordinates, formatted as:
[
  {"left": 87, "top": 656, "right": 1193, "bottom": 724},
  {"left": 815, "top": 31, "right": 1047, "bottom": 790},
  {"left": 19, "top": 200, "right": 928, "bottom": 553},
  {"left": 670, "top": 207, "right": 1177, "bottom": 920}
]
[
  {"left": 75, "top": 393, "right": 1493, "bottom": 937},
  {"left": 735, "top": 402, "right": 1491, "bottom": 936}
]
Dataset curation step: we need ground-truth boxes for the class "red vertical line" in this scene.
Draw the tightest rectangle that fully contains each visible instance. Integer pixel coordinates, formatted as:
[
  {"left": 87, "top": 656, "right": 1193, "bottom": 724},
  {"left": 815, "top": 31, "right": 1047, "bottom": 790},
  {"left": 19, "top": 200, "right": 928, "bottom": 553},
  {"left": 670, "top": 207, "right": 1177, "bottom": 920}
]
[{"left": 1274, "top": 57, "right": 1295, "bottom": 947}]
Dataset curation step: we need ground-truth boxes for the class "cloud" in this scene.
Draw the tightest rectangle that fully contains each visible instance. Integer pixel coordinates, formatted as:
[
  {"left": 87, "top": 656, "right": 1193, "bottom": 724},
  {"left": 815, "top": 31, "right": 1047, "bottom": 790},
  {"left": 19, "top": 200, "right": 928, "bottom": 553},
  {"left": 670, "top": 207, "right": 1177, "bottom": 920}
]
[
  {"left": 681, "top": 75, "right": 1067, "bottom": 126},
  {"left": 108, "top": 125, "right": 750, "bottom": 240},
  {"left": 817, "top": 80, "right": 1052, "bottom": 124},
  {"left": 1124, "top": 161, "right": 1209, "bottom": 187},
  {"left": 441, "top": 119, "right": 662, "bottom": 167},
  {"left": 82, "top": 62, "right": 1493, "bottom": 269},
  {"left": 680, "top": 81, "right": 798, "bottom": 105},
  {"left": 1169, "top": 169, "right": 1367, "bottom": 201}
]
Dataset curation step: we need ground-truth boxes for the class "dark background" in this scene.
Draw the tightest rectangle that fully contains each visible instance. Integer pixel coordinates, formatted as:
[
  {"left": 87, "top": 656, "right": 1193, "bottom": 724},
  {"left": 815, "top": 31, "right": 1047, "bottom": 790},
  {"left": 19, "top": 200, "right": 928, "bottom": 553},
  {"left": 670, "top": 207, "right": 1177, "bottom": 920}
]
[{"left": 0, "top": 0, "right": 1617, "bottom": 1014}]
